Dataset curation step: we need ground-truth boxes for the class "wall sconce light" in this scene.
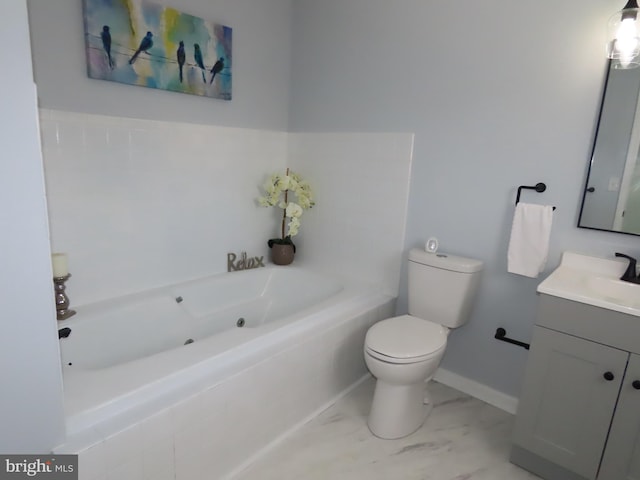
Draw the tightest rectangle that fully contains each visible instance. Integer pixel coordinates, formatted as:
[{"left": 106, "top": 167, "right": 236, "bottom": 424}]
[{"left": 607, "top": 0, "right": 640, "bottom": 69}]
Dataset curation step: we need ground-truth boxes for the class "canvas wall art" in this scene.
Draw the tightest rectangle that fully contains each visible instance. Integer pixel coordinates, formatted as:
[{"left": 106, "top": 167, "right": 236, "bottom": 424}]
[{"left": 82, "top": 0, "right": 232, "bottom": 100}]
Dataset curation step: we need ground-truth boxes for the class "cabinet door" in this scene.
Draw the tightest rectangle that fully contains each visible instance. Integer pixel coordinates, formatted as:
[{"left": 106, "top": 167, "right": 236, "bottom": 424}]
[
  {"left": 513, "top": 326, "right": 628, "bottom": 479},
  {"left": 599, "top": 354, "right": 640, "bottom": 480}
]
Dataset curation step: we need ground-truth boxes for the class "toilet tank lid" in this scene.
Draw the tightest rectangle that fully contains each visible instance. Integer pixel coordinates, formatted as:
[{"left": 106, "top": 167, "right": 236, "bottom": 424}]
[{"left": 409, "top": 248, "right": 484, "bottom": 273}]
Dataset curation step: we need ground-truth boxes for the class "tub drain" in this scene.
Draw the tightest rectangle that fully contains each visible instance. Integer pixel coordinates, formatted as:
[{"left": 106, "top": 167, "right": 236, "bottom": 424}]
[
  {"left": 236, "top": 318, "right": 246, "bottom": 328},
  {"left": 184, "top": 338, "right": 194, "bottom": 345}
]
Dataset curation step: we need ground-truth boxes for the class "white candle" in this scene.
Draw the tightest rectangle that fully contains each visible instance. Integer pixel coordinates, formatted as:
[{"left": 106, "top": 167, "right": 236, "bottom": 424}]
[{"left": 52, "top": 253, "right": 68, "bottom": 278}]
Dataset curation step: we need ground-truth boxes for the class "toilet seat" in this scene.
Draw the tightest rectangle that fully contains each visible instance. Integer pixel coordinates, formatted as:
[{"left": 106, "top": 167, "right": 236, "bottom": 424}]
[
  {"left": 365, "top": 315, "right": 447, "bottom": 363},
  {"left": 365, "top": 346, "right": 443, "bottom": 364}
]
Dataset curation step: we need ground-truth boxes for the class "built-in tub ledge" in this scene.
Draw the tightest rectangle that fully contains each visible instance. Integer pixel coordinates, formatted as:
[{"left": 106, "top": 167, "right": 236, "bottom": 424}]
[{"left": 54, "top": 265, "right": 395, "bottom": 480}]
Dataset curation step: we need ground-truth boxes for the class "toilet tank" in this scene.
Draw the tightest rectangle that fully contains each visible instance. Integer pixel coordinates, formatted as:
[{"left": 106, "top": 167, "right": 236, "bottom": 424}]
[{"left": 408, "top": 248, "right": 483, "bottom": 328}]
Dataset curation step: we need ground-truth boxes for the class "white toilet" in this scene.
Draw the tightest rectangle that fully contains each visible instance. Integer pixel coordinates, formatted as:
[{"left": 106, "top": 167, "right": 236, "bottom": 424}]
[{"left": 364, "top": 248, "right": 483, "bottom": 439}]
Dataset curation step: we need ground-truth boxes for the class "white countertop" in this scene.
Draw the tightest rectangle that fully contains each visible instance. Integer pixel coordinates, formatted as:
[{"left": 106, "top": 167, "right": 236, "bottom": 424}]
[{"left": 537, "top": 251, "right": 640, "bottom": 317}]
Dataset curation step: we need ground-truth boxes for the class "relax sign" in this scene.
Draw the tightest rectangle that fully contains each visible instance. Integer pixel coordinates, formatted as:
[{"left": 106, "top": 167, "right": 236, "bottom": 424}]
[{"left": 227, "top": 252, "right": 265, "bottom": 272}]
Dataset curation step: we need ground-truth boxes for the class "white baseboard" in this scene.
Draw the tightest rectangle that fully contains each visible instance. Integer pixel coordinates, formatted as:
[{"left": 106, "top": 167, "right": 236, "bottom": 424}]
[{"left": 434, "top": 368, "right": 519, "bottom": 415}]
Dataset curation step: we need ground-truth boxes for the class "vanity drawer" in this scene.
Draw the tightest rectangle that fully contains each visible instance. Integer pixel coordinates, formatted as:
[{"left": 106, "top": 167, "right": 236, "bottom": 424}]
[{"left": 536, "top": 294, "right": 640, "bottom": 355}]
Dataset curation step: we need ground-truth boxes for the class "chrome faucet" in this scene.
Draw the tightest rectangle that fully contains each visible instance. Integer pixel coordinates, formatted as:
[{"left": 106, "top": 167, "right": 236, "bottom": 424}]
[{"left": 615, "top": 253, "right": 640, "bottom": 283}]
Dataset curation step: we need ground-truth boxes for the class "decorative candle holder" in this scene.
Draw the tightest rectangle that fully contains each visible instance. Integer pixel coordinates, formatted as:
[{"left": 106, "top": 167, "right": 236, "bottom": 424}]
[{"left": 54, "top": 274, "right": 76, "bottom": 321}]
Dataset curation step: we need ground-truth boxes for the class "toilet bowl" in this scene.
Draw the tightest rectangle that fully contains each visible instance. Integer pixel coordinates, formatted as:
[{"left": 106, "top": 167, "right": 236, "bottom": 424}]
[
  {"left": 363, "top": 249, "right": 483, "bottom": 440},
  {"left": 364, "top": 314, "right": 447, "bottom": 439}
]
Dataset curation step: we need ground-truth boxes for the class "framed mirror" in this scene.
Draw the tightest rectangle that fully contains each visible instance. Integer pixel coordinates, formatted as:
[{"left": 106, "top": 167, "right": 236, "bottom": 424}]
[{"left": 579, "top": 60, "right": 640, "bottom": 235}]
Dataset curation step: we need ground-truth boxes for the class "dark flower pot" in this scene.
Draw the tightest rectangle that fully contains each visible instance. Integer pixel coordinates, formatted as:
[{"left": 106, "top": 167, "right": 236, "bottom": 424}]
[{"left": 271, "top": 244, "right": 295, "bottom": 265}]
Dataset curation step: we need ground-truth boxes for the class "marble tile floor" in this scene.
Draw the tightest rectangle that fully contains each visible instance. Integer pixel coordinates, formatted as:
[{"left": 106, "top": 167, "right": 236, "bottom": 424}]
[{"left": 233, "top": 376, "right": 540, "bottom": 480}]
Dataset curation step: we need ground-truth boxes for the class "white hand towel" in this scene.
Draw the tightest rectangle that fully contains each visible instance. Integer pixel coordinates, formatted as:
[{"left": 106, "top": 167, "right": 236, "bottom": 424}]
[{"left": 507, "top": 203, "right": 554, "bottom": 278}]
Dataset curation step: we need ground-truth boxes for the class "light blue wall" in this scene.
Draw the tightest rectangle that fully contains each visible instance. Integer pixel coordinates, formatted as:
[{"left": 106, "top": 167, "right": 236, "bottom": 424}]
[
  {"left": 24, "top": 0, "right": 640, "bottom": 403},
  {"left": 289, "top": 0, "right": 640, "bottom": 397},
  {"left": 0, "top": 0, "right": 65, "bottom": 453},
  {"left": 27, "top": 0, "right": 293, "bottom": 130}
]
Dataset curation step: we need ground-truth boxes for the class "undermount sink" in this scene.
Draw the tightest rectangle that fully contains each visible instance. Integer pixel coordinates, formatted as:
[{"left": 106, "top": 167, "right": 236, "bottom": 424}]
[{"left": 537, "top": 251, "right": 640, "bottom": 317}]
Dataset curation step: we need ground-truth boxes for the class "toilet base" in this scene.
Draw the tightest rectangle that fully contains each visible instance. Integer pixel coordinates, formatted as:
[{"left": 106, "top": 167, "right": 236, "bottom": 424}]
[{"left": 367, "top": 379, "right": 433, "bottom": 439}]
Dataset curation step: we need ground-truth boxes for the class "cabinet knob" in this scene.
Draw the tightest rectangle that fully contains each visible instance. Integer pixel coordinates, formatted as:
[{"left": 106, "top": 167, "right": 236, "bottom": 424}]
[
  {"left": 633, "top": 380, "right": 640, "bottom": 390},
  {"left": 603, "top": 371, "right": 615, "bottom": 381}
]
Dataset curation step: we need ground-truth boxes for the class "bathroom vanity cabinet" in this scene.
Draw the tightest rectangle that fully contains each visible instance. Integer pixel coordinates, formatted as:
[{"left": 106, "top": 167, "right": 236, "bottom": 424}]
[{"left": 511, "top": 294, "right": 640, "bottom": 480}]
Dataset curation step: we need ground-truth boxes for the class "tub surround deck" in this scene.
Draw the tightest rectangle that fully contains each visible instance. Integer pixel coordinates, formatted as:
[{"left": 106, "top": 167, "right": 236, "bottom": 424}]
[{"left": 56, "top": 266, "right": 394, "bottom": 480}]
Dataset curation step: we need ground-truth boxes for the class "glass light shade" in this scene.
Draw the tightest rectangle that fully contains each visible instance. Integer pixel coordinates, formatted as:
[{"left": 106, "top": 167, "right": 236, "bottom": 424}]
[{"left": 607, "top": 2, "right": 640, "bottom": 69}]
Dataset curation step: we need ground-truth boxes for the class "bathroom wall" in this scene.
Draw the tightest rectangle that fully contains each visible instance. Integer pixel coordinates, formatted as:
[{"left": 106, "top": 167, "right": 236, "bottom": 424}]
[
  {"left": 289, "top": 0, "right": 640, "bottom": 398},
  {"left": 41, "top": 111, "right": 413, "bottom": 306},
  {"left": 0, "top": 1, "right": 65, "bottom": 453},
  {"left": 28, "top": 0, "right": 415, "bottom": 305},
  {"left": 290, "top": 132, "right": 414, "bottom": 296},
  {"left": 25, "top": 0, "right": 296, "bottom": 304},
  {"left": 26, "top": 0, "right": 292, "bottom": 130},
  {"left": 22, "top": 0, "right": 640, "bottom": 424},
  {"left": 41, "top": 110, "right": 287, "bottom": 305}
]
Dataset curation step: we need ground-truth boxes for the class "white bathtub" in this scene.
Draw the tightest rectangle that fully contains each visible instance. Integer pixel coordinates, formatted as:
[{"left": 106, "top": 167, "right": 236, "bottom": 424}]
[
  {"left": 56, "top": 265, "right": 394, "bottom": 478},
  {"left": 60, "top": 266, "right": 343, "bottom": 371}
]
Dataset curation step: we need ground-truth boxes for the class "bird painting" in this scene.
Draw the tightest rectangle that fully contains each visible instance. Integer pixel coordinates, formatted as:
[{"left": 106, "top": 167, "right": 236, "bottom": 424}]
[
  {"left": 129, "top": 31, "right": 153, "bottom": 64},
  {"left": 83, "top": 0, "right": 232, "bottom": 100},
  {"left": 209, "top": 57, "right": 224, "bottom": 84},
  {"left": 194, "top": 43, "right": 206, "bottom": 83},
  {"left": 177, "top": 41, "right": 186, "bottom": 83},
  {"left": 101, "top": 25, "right": 113, "bottom": 69}
]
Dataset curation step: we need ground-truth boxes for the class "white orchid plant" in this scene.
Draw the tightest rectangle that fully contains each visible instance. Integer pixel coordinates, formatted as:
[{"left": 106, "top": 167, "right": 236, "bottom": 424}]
[{"left": 258, "top": 168, "right": 314, "bottom": 251}]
